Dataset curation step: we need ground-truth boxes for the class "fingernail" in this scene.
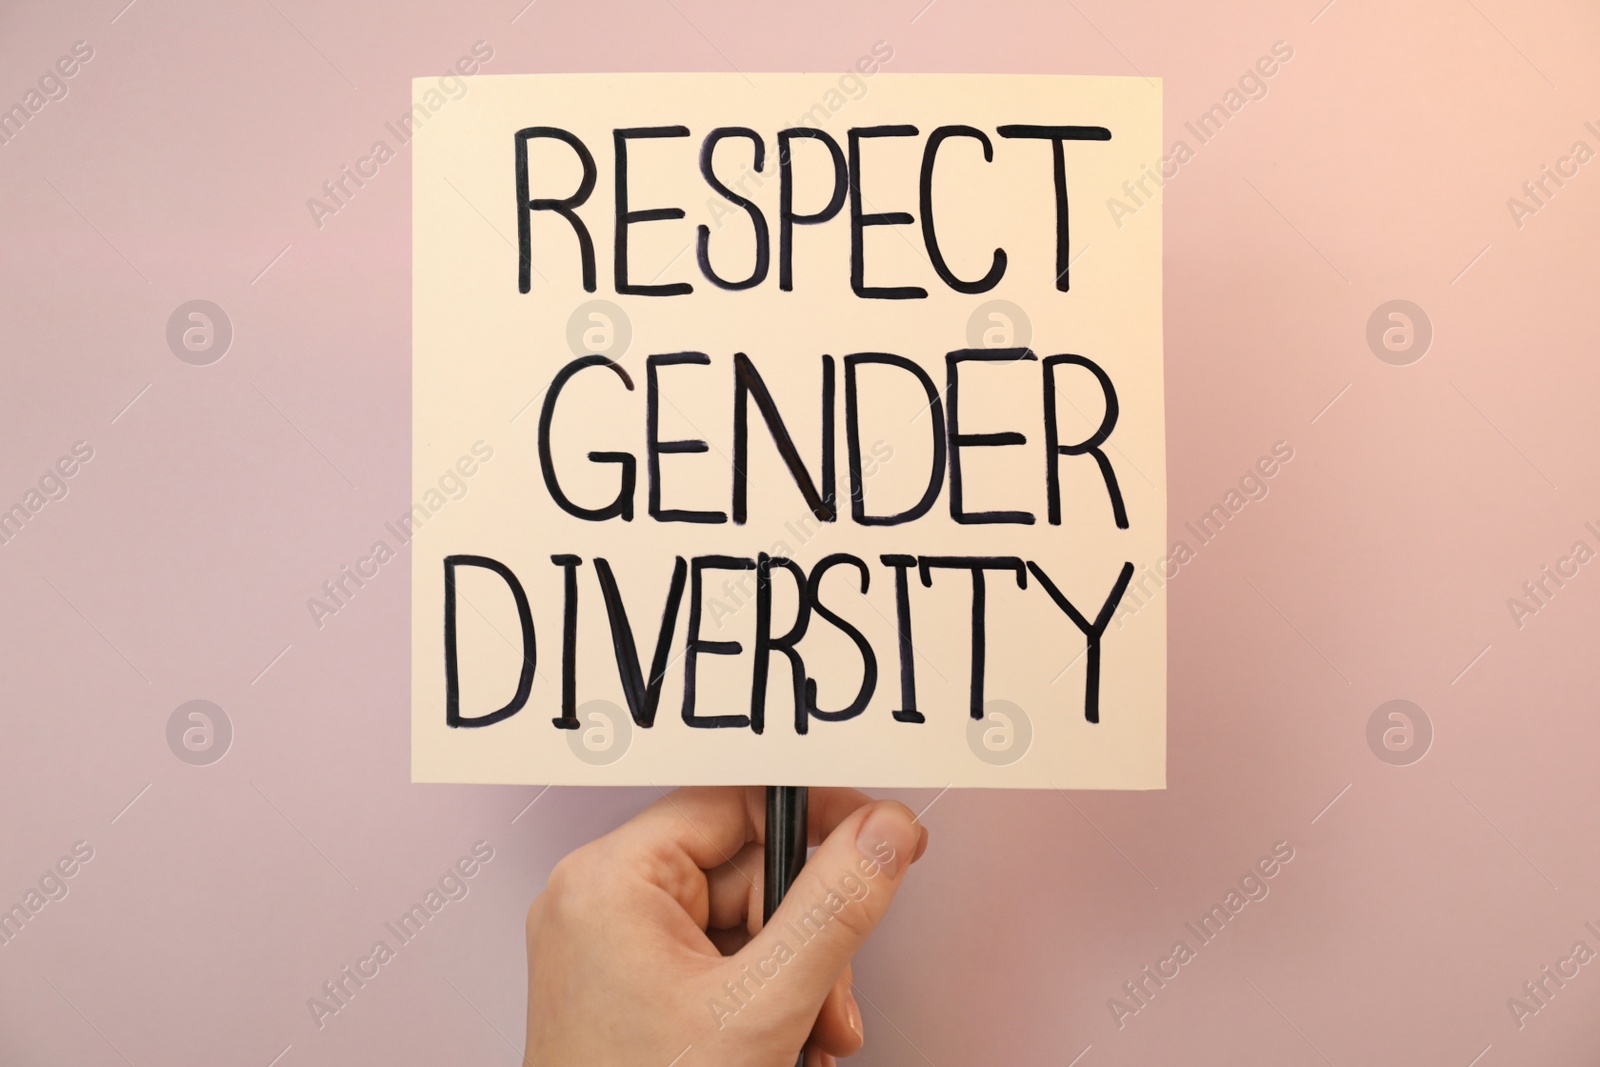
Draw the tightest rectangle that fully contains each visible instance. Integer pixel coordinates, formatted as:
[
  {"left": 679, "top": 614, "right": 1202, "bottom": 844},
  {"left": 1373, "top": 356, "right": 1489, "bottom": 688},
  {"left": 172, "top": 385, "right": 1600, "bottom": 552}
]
[
  {"left": 846, "top": 992, "right": 864, "bottom": 1045},
  {"left": 856, "top": 802, "right": 917, "bottom": 879}
]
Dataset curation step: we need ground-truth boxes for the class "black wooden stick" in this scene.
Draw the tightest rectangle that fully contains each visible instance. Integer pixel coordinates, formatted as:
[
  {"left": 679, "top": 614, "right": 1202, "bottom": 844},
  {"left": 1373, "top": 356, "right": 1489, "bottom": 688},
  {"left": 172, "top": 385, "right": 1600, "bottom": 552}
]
[
  {"left": 763, "top": 785, "right": 808, "bottom": 1067},
  {"left": 763, "top": 785, "right": 807, "bottom": 918}
]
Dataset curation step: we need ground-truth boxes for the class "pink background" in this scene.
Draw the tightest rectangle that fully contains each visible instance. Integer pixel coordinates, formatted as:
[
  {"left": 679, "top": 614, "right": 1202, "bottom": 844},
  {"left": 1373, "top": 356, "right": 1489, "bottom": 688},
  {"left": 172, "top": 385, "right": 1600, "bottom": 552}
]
[{"left": 2, "top": 0, "right": 1598, "bottom": 1064}]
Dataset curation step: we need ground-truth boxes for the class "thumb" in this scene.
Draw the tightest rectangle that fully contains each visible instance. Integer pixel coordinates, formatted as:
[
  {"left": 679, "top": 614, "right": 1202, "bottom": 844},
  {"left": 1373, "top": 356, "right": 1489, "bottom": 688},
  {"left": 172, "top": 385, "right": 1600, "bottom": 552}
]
[{"left": 730, "top": 800, "right": 921, "bottom": 1013}]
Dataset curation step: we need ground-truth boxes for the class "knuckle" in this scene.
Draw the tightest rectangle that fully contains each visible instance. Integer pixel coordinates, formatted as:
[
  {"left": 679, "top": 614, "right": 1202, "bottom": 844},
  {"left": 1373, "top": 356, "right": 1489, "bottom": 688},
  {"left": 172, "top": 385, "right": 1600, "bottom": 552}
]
[
  {"left": 541, "top": 848, "right": 599, "bottom": 923},
  {"left": 546, "top": 848, "right": 592, "bottom": 896},
  {"left": 828, "top": 892, "right": 878, "bottom": 941},
  {"left": 789, "top": 877, "right": 878, "bottom": 943}
]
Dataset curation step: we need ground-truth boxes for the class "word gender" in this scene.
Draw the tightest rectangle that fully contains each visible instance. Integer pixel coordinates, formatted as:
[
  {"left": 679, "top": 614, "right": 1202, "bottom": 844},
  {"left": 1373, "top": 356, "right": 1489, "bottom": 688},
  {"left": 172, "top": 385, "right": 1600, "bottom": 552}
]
[{"left": 534, "top": 351, "right": 1125, "bottom": 529}]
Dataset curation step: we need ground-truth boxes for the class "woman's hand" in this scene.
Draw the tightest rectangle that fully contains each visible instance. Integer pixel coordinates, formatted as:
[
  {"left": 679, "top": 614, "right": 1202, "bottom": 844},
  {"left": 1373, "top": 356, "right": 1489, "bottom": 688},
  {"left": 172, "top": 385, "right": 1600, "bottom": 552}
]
[{"left": 525, "top": 786, "right": 928, "bottom": 1066}]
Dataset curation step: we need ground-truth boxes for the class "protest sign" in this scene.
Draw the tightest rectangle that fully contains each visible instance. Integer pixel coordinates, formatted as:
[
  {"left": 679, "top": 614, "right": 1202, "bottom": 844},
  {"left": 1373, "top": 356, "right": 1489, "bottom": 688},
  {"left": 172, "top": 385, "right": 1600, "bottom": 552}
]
[{"left": 412, "top": 72, "right": 1165, "bottom": 788}]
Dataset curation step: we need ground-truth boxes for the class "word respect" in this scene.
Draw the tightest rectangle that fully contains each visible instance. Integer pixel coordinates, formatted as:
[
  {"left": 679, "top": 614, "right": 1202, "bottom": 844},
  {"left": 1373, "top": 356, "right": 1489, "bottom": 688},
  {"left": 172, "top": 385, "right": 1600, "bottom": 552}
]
[{"left": 515, "top": 121, "right": 1111, "bottom": 297}]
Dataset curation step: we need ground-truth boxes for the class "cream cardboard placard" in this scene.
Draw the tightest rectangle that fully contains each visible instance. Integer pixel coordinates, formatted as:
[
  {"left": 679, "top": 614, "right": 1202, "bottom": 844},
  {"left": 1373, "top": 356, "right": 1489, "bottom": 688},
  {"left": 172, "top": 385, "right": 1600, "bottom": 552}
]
[{"left": 412, "top": 72, "right": 1165, "bottom": 788}]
